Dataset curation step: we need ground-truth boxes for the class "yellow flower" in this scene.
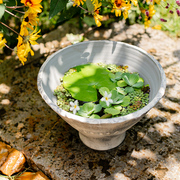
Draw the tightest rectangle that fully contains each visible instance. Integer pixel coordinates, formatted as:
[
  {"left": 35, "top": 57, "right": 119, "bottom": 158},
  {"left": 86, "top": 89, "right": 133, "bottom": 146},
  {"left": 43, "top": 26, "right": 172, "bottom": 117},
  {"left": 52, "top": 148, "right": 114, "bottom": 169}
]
[
  {"left": 0, "top": 33, "right": 7, "bottom": 49},
  {"left": 149, "top": 4, "right": 156, "bottom": 17},
  {"left": 21, "top": 0, "right": 42, "bottom": 13},
  {"left": 23, "top": 10, "right": 39, "bottom": 28},
  {"left": 123, "top": 10, "right": 129, "bottom": 19},
  {"left": 131, "top": 0, "right": 137, "bottom": 6},
  {"left": 16, "top": 35, "right": 33, "bottom": 65},
  {"left": 154, "top": 0, "right": 161, "bottom": 4},
  {"left": 27, "top": 29, "right": 41, "bottom": 45},
  {"left": 144, "top": 16, "right": 151, "bottom": 29},
  {"left": 111, "top": 0, "right": 131, "bottom": 17},
  {"left": 93, "top": 1, "right": 103, "bottom": 27},
  {"left": 73, "top": 0, "right": 86, "bottom": 6},
  {"left": 0, "top": 0, "right": 3, "bottom": 4},
  {"left": 94, "top": 12, "right": 103, "bottom": 27},
  {"left": 152, "top": 25, "right": 161, "bottom": 30},
  {"left": 16, "top": 29, "right": 41, "bottom": 64},
  {"left": 20, "top": 10, "right": 39, "bottom": 36}
]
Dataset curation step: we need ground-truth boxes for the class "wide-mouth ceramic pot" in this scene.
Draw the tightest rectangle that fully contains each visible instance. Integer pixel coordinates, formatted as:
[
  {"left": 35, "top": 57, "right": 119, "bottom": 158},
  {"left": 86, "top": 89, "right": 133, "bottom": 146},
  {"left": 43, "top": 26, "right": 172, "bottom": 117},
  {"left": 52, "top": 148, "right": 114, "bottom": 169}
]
[{"left": 37, "top": 40, "right": 166, "bottom": 150}]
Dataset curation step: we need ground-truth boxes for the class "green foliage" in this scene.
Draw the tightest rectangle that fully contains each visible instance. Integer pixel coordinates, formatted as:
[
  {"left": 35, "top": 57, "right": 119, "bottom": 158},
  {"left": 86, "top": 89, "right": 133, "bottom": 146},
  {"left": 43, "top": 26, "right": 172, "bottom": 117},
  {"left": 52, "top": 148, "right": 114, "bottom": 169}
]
[
  {"left": 78, "top": 102, "right": 102, "bottom": 118},
  {"left": 63, "top": 63, "right": 116, "bottom": 102},
  {"left": 55, "top": 63, "right": 150, "bottom": 119},
  {"left": 0, "top": 4, "right": 5, "bottom": 20},
  {"left": 49, "top": 0, "right": 67, "bottom": 19}
]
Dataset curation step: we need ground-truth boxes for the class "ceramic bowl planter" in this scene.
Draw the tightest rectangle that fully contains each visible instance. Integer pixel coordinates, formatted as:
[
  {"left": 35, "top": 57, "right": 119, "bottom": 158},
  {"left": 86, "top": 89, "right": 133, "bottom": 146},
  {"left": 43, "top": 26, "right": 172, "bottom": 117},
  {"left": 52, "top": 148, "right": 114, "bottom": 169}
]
[{"left": 37, "top": 40, "right": 166, "bottom": 150}]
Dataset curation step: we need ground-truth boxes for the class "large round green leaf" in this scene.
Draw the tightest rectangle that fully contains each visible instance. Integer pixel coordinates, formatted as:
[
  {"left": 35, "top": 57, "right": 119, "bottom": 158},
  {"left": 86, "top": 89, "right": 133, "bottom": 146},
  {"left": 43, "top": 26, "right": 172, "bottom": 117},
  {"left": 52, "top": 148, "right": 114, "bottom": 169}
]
[{"left": 63, "top": 64, "right": 116, "bottom": 102}]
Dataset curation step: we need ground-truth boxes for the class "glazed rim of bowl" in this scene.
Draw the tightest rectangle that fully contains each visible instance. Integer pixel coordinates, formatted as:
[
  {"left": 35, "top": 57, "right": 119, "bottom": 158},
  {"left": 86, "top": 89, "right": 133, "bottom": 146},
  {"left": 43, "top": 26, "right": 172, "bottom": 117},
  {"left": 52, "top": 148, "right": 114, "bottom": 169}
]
[{"left": 37, "top": 40, "right": 166, "bottom": 124}]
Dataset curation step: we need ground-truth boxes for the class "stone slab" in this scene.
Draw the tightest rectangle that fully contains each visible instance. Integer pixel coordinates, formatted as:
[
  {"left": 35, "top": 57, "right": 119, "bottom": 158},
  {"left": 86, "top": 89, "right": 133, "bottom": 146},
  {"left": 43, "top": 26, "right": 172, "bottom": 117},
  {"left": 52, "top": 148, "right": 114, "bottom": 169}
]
[{"left": 0, "top": 21, "right": 180, "bottom": 180}]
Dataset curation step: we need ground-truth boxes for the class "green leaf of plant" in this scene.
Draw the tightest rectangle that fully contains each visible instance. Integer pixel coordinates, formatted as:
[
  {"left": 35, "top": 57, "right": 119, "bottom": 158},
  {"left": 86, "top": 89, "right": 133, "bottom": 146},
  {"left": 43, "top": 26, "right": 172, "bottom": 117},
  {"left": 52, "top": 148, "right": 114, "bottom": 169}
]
[
  {"left": 100, "top": 100, "right": 110, "bottom": 108},
  {"left": 121, "top": 96, "right": 131, "bottom": 107},
  {"left": 104, "top": 107, "right": 120, "bottom": 116},
  {"left": 57, "top": 5, "right": 80, "bottom": 23},
  {"left": 78, "top": 102, "right": 95, "bottom": 117},
  {"left": 111, "top": 90, "right": 124, "bottom": 104},
  {"left": 99, "top": 87, "right": 110, "bottom": 96},
  {"left": 83, "top": 16, "right": 96, "bottom": 27},
  {"left": 132, "top": 81, "right": 144, "bottom": 88},
  {"left": 124, "top": 86, "right": 134, "bottom": 93},
  {"left": 115, "top": 72, "right": 122, "bottom": 80},
  {"left": 132, "top": 77, "right": 144, "bottom": 88},
  {"left": 86, "top": 0, "right": 94, "bottom": 12},
  {"left": 49, "top": 0, "right": 67, "bottom": 19},
  {"left": 109, "top": 73, "right": 116, "bottom": 82},
  {"left": 114, "top": 105, "right": 123, "bottom": 111},
  {"left": 89, "top": 114, "right": 100, "bottom": 119},
  {"left": 78, "top": 107, "right": 89, "bottom": 117},
  {"left": 123, "top": 73, "right": 139, "bottom": 86},
  {"left": 82, "top": 102, "right": 95, "bottom": 115},
  {"left": 116, "top": 87, "right": 127, "bottom": 95},
  {"left": 63, "top": 64, "right": 116, "bottom": 101},
  {"left": 0, "top": 4, "right": 5, "bottom": 20},
  {"left": 117, "top": 80, "right": 127, "bottom": 87},
  {"left": 93, "top": 104, "right": 102, "bottom": 113}
]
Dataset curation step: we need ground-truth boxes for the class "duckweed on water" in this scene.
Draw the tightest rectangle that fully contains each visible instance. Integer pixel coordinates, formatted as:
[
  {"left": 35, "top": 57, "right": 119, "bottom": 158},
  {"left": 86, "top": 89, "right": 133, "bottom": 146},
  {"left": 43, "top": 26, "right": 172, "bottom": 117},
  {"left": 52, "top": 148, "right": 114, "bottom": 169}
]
[{"left": 54, "top": 63, "right": 150, "bottom": 119}]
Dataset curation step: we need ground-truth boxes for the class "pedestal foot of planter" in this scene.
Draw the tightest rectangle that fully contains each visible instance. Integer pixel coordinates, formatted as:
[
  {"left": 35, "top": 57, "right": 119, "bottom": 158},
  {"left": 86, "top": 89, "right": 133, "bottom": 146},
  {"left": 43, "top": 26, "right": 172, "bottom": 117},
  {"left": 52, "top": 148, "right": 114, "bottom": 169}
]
[{"left": 79, "top": 132, "right": 126, "bottom": 151}]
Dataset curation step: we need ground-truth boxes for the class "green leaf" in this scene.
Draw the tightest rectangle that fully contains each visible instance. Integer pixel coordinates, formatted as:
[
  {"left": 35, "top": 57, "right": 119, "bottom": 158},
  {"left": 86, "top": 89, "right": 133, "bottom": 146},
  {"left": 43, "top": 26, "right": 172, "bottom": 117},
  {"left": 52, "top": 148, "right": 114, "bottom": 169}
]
[
  {"left": 93, "top": 104, "right": 102, "bottom": 113},
  {"left": 89, "top": 114, "right": 100, "bottom": 119},
  {"left": 124, "top": 87, "right": 134, "bottom": 93},
  {"left": 100, "top": 100, "right": 110, "bottom": 108},
  {"left": 121, "top": 96, "right": 131, "bottom": 107},
  {"left": 109, "top": 73, "right": 116, "bottom": 82},
  {"left": 132, "top": 81, "right": 144, "bottom": 88},
  {"left": 104, "top": 107, "right": 120, "bottom": 116},
  {"left": 123, "top": 73, "right": 139, "bottom": 86},
  {"left": 0, "top": 4, "right": 5, "bottom": 20},
  {"left": 117, "top": 80, "right": 127, "bottom": 87},
  {"left": 116, "top": 87, "right": 127, "bottom": 95},
  {"left": 78, "top": 108, "right": 89, "bottom": 117},
  {"left": 114, "top": 105, "right": 123, "bottom": 111},
  {"left": 63, "top": 64, "right": 116, "bottom": 102},
  {"left": 99, "top": 87, "right": 110, "bottom": 96},
  {"left": 132, "top": 77, "right": 144, "bottom": 88},
  {"left": 115, "top": 72, "right": 123, "bottom": 80},
  {"left": 109, "top": 72, "right": 122, "bottom": 82},
  {"left": 86, "top": 0, "right": 94, "bottom": 12},
  {"left": 49, "top": 0, "right": 67, "bottom": 19},
  {"left": 78, "top": 102, "right": 95, "bottom": 117},
  {"left": 111, "top": 90, "right": 124, "bottom": 104},
  {"left": 83, "top": 16, "right": 96, "bottom": 27},
  {"left": 57, "top": 5, "right": 80, "bottom": 23}
]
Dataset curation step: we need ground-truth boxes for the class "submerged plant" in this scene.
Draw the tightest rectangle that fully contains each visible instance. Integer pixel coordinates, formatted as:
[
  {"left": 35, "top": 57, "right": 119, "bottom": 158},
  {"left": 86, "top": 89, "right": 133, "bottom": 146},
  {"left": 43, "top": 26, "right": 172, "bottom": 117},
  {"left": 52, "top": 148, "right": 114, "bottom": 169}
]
[{"left": 54, "top": 63, "right": 150, "bottom": 119}]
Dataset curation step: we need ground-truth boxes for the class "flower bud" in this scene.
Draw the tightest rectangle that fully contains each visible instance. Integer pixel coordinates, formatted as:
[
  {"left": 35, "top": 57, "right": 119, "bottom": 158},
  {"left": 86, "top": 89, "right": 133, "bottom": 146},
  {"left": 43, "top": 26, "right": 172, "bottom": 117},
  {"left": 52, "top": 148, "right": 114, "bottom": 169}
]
[
  {"left": 176, "top": 0, "right": 180, "bottom": 6},
  {"left": 165, "top": 3, "right": 169, "bottom": 9},
  {"left": 145, "top": 10, "right": 149, "bottom": 16},
  {"left": 160, "top": 18, "right": 167, "bottom": 22},
  {"left": 176, "top": 8, "right": 180, "bottom": 16},
  {"left": 169, "top": 10, "right": 173, "bottom": 14}
]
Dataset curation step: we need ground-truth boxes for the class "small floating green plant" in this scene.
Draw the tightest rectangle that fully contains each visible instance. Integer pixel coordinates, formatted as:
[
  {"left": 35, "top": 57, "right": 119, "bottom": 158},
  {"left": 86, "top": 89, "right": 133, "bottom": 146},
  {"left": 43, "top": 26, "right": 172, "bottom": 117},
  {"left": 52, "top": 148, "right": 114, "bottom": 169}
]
[{"left": 54, "top": 63, "right": 150, "bottom": 119}]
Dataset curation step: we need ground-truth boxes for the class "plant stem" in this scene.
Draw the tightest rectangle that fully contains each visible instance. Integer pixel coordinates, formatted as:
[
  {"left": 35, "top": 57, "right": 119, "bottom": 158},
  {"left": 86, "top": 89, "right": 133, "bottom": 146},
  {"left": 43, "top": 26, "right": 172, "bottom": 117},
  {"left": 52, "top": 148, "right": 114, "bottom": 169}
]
[
  {"left": 69, "top": 0, "right": 91, "bottom": 13},
  {"left": 0, "top": 21, "right": 19, "bottom": 36},
  {"left": 6, "top": 5, "right": 25, "bottom": 9},
  {"left": 5, "top": 9, "right": 21, "bottom": 19},
  {"left": 4, "top": 43, "right": 14, "bottom": 51}
]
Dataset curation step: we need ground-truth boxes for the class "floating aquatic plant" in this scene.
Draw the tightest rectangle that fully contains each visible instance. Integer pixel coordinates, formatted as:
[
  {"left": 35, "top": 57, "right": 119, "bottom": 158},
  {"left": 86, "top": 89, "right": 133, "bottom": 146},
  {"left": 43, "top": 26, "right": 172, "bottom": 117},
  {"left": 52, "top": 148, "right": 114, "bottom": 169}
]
[{"left": 54, "top": 63, "right": 150, "bottom": 119}]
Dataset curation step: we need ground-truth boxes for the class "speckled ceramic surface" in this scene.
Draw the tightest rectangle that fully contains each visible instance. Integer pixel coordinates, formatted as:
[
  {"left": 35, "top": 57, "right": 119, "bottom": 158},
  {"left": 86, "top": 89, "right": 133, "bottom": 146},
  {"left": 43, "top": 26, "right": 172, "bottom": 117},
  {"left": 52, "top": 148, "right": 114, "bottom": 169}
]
[{"left": 37, "top": 40, "right": 166, "bottom": 150}]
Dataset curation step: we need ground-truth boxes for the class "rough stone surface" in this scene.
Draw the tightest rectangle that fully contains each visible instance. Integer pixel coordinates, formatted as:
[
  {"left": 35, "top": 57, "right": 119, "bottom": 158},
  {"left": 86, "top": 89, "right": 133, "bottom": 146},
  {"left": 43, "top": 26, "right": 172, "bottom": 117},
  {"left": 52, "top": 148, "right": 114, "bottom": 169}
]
[{"left": 0, "top": 20, "right": 180, "bottom": 180}]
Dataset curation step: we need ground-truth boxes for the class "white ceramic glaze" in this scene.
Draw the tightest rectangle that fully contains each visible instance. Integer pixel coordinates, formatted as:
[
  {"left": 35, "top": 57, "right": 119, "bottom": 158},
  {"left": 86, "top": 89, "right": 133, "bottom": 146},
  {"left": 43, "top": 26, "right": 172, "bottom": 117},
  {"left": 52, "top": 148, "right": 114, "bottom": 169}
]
[{"left": 37, "top": 40, "right": 166, "bottom": 150}]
